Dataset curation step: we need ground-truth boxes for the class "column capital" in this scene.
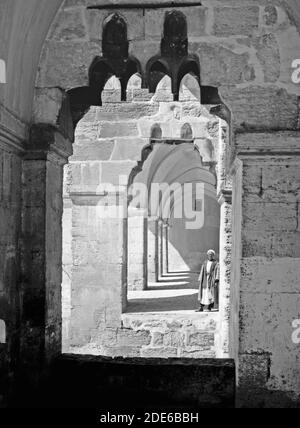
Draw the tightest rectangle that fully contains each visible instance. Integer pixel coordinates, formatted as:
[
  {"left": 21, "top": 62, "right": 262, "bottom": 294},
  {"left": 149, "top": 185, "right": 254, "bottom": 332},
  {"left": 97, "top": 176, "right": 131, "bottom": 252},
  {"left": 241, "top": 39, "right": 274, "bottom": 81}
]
[{"left": 24, "top": 123, "right": 73, "bottom": 164}]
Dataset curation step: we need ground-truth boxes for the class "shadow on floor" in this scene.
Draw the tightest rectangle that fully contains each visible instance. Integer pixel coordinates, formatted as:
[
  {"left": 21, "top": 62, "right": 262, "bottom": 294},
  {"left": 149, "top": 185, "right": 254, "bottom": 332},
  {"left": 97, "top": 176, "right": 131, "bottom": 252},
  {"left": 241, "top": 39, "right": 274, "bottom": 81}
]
[{"left": 128, "top": 271, "right": 201, "bottom": 313}]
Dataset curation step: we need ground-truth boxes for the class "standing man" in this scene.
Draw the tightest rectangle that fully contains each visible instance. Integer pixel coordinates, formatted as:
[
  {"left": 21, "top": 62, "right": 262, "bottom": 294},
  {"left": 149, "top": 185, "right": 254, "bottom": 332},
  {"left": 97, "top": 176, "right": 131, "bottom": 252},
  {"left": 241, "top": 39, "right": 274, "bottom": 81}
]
[{"left": 196, "top": 250, "right": 219, "bottom": 312}]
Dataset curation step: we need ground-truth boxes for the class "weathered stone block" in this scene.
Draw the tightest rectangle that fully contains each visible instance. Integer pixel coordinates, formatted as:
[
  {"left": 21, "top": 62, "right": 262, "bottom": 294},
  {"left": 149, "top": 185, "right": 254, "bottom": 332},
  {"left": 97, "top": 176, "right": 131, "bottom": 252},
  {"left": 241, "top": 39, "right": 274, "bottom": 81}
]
[
  {"left": 213, "top": 6, "right": 259, "bottom": 36},
  {"left": 140, "top": 347, "right": 178, "bottom": 358},
  {"left": 179, "top": 348, "right": 216, "bottom": 359},
  {"left": 263, "top": 5, "right": 278, "bottom": 26},
  {"left": 98, "top": 103, "right": 159, "bottom": 121},
  {"left": 81, "top": 163, "right": 101, "bottom": 186},
  {"left": 187, "top": 332, "right": 215, "bottom": 348},
  {"left": 101, "top": 346, "right": 141, "bottom": 358},
  {"left": 163, "top": 332, "right": 184, "bottom": 347},
  {"left": 241, "top": 258, "right": 300, "bottom": 295},
  {"left": 99, "top": 122, "right": 139, "bottom": 138},
  {"left": 76, "top": 122, "right": 98, "bottom": 142},
  {"left": 254, "top": 34, "right": 280, "bottom": 83},
  {"left": 151, "top": 331, "right": 164, "bottom": 347},
  {"left": 111, "top": 138, "right": 146, "bottom": 161},
  {"left": 101, "top": 161, "right": 136, "bottom": 185},
  {"left": 116, "top": 329, "right": 151, "bottom": 347},
  {"left": 33, "top": 88, "right": 64, "bottom": 124},
  {"left": 239, "top": 353, "right": 270, "bottom": 388},
  {"left": 242, "top": 202, "right": 297, "bottom": 232},
  {"left": 193, "top": 43, "right": 254, "bottom": 87},
  {"left": 72, "top": 140, "right": 114, "bottom": 161},
  {"left": 262, "top": 165, "right": 300, "bottom": 203},
  {"left": 49, "top": 8, "right": 87, "bottom": 41},
  {"left": 239, "top": 295, "right": 272, "bottom": 355},
  {"left": 37, "top": 41, "right": 101, "bottom": 88},
  {"left": 220, "top": 86, "right": 299, "bottom": 131}
]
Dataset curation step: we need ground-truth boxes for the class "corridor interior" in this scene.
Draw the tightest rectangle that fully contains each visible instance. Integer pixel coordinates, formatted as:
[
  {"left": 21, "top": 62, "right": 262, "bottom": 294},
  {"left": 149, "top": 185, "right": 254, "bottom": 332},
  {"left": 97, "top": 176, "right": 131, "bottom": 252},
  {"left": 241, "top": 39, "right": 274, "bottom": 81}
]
[{"left": 128, "top": 271, "right": 201, "bottom": 314}]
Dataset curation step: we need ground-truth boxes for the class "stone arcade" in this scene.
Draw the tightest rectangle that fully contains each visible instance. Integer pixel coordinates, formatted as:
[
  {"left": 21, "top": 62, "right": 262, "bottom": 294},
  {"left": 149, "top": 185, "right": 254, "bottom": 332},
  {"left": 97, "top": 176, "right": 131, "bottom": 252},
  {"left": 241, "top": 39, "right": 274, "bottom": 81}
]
[{"left": 0, "top": 0, "right": 300, "bottom": 408}]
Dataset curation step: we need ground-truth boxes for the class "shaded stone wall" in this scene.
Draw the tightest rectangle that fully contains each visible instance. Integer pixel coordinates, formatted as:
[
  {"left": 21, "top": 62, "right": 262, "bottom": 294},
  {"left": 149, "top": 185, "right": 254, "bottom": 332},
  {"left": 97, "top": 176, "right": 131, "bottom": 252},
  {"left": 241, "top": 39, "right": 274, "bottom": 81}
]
[
  {"left": 235, "top": 133, "right": 300, "bottom": 407},
  {"left": 168, "top": 194, "right": 220, "bottom": 273},
  {"left": 0, "top": 146, "right": 22, "bottom": 407}
]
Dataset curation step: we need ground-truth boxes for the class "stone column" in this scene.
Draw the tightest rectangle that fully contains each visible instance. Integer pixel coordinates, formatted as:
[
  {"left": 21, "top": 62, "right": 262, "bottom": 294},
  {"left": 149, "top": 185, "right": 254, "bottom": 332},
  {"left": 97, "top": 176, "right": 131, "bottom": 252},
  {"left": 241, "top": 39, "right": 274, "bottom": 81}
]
[
  {"left": 217, "top": 188, "right": 232, "bottom": 358},
  {"left": 61, "top": 176, "right": 73, "bottom": 353},
  {"left": 20, "top": 125, "right": 72, "bottom": 381},
  {"left": 148, "top": 218, "right": 158, "bottom": 283},
  {"left": 234, "top": 132, "right": 300, "bottom": 407},
  {"left": 69, "top": 185, "right": 127, "bottom": 348},
  {"left": 127, "top": 209, "right": 148, "bottom": 291},
  {"left": 159, "top": 221, "right": 164, "bottom": 279},
  {"left": 162, "top": 222, "right": 169, "bottom": 275}
]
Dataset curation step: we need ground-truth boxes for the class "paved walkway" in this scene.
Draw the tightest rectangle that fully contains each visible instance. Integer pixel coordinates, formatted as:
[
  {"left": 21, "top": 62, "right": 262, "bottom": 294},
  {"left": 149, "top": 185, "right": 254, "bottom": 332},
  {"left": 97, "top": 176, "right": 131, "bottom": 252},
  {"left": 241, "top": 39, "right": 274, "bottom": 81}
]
[{"left": 128, "top": 271, "right": 208, "bottom": 313}]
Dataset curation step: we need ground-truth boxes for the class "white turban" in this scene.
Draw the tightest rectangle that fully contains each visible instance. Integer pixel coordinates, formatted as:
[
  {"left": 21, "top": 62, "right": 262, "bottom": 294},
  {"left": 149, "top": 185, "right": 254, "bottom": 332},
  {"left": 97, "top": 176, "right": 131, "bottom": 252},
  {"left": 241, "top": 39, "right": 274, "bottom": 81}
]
[{"left": 207, "top": 250, "right": 216, "bottom": 256}]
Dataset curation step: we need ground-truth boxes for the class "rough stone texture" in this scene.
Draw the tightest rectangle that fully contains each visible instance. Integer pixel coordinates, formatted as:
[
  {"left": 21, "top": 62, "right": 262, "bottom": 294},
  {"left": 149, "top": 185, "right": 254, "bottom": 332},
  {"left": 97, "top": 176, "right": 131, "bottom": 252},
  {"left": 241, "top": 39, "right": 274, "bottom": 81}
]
[
  {"left": 0, "top": 141, "right": 22, "bottom": 408},
  {"left": 3, "top": 0, "right": 300, "bottom": 409},
  {"left": 213, "top": 6, "right": 259, "bottom": 37},
  {"left": 49, "top": 8, "right": 87, "bottom": 42},
  {"left": 254, "top": 34, "right": 280, "bottom": 83},
  {"left": 220, "top": 86, "right": 299, "bottom": 131},
  {"left": 235, "top": 134, "right": 300, "bottom": 407}
]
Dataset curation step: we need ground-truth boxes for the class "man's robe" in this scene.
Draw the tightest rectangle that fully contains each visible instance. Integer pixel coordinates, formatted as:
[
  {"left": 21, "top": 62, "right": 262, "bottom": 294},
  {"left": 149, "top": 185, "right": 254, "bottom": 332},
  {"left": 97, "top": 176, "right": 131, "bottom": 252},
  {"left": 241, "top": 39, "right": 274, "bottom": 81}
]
[{"left": 198, "top": 260, "right": 220, "bottom": 306}]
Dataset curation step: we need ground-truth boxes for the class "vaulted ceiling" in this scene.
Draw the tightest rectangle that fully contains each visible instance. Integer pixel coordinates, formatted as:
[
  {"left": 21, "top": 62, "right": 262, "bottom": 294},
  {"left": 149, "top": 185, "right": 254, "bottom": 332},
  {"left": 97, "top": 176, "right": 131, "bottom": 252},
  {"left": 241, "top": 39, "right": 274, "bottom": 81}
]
[{"left": 0, "top": 0, "right": 300, "bottom": 124}]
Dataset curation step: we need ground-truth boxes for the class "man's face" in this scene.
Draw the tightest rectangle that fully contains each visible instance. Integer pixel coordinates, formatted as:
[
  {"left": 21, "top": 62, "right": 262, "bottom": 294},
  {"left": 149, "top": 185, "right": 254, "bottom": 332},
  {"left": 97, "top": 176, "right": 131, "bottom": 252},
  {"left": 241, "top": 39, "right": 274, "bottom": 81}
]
[{"left": 207, "top": 253, "right": 214, "bottom": 261}]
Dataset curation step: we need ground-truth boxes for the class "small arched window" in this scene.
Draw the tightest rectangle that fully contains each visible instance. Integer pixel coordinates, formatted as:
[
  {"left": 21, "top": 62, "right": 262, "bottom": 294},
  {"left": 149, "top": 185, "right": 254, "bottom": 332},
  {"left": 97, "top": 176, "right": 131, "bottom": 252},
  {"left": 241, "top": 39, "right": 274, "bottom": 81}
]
[
  {"left": 181, "top": 123, "right": 193, "bottom": 140},
  {"left": 102, "top": 13, "right": 128, "bottom": 59},
  {"left": 151, "top": 124, "right": 163, "bottom": 140}
]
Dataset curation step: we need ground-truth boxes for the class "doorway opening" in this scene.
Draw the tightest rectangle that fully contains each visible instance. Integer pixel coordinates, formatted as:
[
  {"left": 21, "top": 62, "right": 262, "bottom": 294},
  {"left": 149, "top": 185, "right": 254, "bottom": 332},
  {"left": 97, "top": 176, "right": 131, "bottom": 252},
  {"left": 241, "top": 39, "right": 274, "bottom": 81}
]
[{"left": 61, "top": 70, "right": 230, "bottom": 358}]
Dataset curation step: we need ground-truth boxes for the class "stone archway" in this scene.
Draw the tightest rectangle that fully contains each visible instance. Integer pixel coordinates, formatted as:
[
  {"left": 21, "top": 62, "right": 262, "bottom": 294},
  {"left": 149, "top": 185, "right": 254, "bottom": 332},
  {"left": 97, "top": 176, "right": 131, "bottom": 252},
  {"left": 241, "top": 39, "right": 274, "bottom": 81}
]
[{"left": 21, "top": 0, "right": 300, "bottom": 407}]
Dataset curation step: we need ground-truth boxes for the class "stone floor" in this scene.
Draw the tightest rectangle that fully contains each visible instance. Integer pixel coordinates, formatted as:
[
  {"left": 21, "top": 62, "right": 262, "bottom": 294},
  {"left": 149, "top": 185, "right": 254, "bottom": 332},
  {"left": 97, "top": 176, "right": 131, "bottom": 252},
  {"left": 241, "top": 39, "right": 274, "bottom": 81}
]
[
  {"left": 69, "top": 272, "right": 220, "bottom": 358},
  {"left": 128, "top": 272, "right": 201, "bottom": 313}
]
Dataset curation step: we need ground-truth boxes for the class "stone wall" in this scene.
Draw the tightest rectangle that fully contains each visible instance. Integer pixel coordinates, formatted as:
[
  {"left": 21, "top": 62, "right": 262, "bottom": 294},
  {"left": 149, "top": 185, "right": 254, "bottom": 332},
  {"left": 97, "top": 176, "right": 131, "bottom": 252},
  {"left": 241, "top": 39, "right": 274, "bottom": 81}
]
[
  {"left": 0, "top": 111, "right": 25, "bottom": 406},
  {"left": 63, "top": 82, "right": 220, "bottom": 350},
  {"left": 36, "top": 1, "right": 300, "bottom": 105},
  {"left": 0, "top": 0, "right": 296, "bottom": 408},
  {"left": 235, "top": 133, "right": 300, "bottom": 407},
  {"left": 168, "top": 194, "right": 220, "bottom": 273},
  {"left": 40, "top": 0, "right": 300, "bottom": 406}
]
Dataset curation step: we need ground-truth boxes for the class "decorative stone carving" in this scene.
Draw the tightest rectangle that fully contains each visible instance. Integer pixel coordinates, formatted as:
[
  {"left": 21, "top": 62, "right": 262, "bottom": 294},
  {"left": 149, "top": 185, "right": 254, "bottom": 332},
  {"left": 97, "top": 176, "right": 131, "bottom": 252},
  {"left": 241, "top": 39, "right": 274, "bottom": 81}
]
[{"left": 147, "top": 10, "right": 200, "bottom": 101}]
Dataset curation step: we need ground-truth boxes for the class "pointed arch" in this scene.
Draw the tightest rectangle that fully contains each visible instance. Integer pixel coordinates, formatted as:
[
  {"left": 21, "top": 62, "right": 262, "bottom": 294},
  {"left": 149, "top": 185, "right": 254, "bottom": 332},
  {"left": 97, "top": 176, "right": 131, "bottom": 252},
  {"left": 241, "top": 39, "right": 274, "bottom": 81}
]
[{"left": 102, "top": 13, "right": 128, "bottom": 59}]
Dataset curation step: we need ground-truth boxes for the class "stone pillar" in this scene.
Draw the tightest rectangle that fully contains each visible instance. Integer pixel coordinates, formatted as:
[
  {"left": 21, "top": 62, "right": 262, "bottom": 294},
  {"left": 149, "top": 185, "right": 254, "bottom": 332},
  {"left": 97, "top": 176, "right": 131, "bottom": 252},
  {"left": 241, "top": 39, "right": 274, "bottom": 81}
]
[
  {"left": 159, "top": 221, "right": 164, "bottom": 278},
  {"left": 162, "top": 222, "right": 169, "bottom": 275},
  {"left": 20, "top": 125, "right": 72, "bottom": 382},
  {"left": 217, "top": 188, "right": 232, "bottom": 358},
  {"left": 69, "top": 187, "right": 127, "bottom": 348},
  {"left": 61, "top": 188, "right": 73, "bottom": 353},
  {"left": 148, "top": 218, "right": 158, "bottom": 283},
  {"left": 127, "top": 209, "right": 148, "bottom": 291},
  {"left": 234, "top": 132, "right": 300, "bottom": 407}
]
